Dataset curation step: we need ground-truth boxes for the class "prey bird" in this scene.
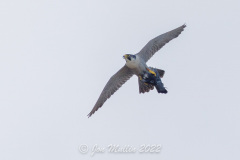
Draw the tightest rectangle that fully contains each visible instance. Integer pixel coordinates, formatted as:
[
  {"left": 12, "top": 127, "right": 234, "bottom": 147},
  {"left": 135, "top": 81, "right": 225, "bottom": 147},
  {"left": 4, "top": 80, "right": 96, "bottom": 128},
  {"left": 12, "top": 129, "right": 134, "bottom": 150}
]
[{"left": 88, "top": 24, "right": 186, "bottom": 117}]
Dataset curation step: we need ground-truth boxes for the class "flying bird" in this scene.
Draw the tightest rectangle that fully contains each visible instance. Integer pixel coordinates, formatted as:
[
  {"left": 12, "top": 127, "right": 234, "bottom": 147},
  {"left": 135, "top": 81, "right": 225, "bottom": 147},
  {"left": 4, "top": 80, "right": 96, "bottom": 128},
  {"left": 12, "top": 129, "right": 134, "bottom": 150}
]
[{"left": 88, "top": 24, "right": 186, "bottom": 117}]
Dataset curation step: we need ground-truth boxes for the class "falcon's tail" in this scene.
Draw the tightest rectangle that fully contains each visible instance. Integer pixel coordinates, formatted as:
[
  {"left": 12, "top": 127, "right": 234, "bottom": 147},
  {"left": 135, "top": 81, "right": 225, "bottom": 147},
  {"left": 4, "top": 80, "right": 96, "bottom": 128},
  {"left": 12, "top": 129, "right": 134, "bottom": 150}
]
[{"left": 138, "top": 78, "right": 154, "bottom": 94}]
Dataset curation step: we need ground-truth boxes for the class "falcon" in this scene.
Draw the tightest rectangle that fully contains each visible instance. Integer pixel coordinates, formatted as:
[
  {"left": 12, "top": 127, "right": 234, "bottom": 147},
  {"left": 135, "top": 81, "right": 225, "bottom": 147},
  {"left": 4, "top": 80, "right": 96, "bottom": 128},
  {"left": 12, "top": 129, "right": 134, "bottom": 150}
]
[{"left": 88, "top": 24, "right": 186, "bottom": 117}]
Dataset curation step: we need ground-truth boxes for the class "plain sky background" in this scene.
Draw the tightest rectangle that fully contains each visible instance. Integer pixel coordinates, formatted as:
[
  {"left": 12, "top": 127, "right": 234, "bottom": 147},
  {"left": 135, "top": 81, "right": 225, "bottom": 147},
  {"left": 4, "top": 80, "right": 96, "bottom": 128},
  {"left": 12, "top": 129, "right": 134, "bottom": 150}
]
[{"left": 0, "top": 0, "right": 240, "bottom": 159}]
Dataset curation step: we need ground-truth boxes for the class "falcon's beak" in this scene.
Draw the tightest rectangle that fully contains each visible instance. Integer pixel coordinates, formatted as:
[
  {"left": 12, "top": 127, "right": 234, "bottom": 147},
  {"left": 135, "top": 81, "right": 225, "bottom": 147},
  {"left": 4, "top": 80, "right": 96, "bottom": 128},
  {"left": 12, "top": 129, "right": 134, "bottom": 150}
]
[{"left": 123, "top": 54, "right": 128, "bottom": 59}]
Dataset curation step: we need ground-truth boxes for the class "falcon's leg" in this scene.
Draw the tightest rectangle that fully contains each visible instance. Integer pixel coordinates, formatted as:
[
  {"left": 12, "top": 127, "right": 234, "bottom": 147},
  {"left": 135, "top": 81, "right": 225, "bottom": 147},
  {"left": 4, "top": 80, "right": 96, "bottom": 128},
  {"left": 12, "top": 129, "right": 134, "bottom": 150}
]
[{"left": 146, "top": 68, "right": 156, "bottom": 76}]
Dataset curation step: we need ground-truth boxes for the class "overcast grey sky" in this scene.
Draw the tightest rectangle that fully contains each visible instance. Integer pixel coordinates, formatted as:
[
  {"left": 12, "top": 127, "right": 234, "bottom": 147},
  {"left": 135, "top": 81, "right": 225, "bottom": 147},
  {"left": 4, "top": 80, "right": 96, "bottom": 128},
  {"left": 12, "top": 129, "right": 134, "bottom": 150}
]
[{"left": 0, "top": 0, "right": 240, "bottom": 160}]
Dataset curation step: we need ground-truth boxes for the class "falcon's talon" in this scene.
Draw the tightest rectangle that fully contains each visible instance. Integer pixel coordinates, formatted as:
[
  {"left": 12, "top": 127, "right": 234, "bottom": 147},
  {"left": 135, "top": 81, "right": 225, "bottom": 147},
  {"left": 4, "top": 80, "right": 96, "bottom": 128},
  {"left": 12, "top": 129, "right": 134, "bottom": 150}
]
[{"left": 147, "top": 68, "right": 157, "bottom": 76}]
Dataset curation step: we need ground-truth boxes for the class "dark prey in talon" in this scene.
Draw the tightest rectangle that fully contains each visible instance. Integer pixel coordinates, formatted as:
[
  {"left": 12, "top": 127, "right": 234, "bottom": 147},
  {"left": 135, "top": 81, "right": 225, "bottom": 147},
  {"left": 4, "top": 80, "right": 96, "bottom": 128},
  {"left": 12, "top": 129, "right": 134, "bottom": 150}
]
[
  {"left": 140, "top": 67, "right": 168, "bottom": 94},
  {"left": 88, "top": 24, "right": 186, "bottom": 117}
]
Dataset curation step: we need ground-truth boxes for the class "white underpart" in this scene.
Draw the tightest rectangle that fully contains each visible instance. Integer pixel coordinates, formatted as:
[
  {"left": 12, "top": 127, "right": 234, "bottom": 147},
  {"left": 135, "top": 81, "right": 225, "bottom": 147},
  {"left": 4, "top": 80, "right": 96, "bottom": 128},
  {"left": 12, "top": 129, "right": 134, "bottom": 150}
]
[
  {"left": 125, "top": 55, "right": 147, "bottom": 75},
  {"left": 125, "top": 56, "right": 140, "bottom": 68}
]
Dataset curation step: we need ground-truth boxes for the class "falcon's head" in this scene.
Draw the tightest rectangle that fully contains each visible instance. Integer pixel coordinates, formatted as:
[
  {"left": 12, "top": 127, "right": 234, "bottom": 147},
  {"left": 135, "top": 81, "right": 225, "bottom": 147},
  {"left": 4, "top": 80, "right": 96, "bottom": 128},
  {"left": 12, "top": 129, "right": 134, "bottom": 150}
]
[{"left": 123, "top": 54, "right": 136, "bottom": 62}]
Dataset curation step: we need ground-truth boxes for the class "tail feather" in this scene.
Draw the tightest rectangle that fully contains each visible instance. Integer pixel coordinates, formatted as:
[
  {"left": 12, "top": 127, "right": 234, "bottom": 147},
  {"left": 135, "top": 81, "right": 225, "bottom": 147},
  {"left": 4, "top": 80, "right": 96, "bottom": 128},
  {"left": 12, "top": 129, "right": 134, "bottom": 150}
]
[{"left": 138, "top": 78, "right": 154, "bottom": 93}]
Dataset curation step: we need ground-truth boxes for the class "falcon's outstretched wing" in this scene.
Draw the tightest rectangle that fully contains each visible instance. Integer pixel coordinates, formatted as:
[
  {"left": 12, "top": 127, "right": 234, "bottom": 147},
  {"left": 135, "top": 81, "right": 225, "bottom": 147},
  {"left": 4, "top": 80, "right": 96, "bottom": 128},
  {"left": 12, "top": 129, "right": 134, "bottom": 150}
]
[
  {"left": 136, "top": 24, "right": 186, "bottom": 62},
  {"left": 88, "top": 65, "right": 133, "bottom": 117}
]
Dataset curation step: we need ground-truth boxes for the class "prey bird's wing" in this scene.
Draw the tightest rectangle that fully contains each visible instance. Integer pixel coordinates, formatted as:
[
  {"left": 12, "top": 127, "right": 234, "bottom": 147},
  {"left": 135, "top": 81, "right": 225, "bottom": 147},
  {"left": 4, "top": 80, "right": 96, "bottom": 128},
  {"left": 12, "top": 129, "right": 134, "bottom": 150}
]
[
  {"left": 136, "top": 24, "right": 186, "bottom": 62},
  {"left": 88, "top": 65, "right": 133, "bottom": 117}
]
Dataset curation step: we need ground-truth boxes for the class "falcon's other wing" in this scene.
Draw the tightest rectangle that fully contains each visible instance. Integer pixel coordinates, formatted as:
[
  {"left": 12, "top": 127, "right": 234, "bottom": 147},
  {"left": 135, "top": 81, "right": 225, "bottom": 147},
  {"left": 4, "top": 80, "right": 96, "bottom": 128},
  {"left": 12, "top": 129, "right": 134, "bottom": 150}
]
[
  {"left": 88, "top": 65, "right": 133, "bottom": 117},
  {"left": 136, "top": 24, "right": 186, "bottom": 62}
]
